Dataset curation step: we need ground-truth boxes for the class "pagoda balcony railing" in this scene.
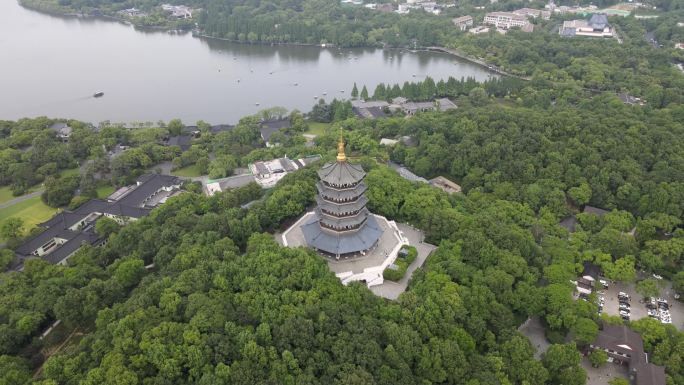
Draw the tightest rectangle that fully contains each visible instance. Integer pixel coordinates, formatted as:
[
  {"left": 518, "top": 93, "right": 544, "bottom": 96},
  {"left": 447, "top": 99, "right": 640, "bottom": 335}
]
[
  {"left": 321, "top": 180, "right": 361, "bottom": 190},
  {"left": 319, "top": 220, "right": 365, "bottom": 232},
  {"left": 320, "top": 195, "right": 360, "bottom": 204},
  {"left": 320, "top": 208, "right": 362, "bottom": 218}
]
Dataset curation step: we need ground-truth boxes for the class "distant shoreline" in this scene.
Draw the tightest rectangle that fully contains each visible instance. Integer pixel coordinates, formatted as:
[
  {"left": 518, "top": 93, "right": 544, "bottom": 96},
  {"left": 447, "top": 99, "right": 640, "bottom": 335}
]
[
  {"left": 17, "top": 0, "right": 183, "bottom": 31},
  {"left": 17, "top": 0, "right": 511, "bottom": 78}
]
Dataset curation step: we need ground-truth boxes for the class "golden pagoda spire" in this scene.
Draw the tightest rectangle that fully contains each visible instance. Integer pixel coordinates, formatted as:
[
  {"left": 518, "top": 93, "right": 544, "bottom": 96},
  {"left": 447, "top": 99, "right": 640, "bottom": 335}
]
[{"left": 336, "top": 133, "right": 346, "bottom": 162}]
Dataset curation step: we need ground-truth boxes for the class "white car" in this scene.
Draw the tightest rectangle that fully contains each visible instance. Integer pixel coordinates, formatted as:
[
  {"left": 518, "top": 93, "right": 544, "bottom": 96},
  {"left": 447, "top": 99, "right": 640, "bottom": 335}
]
[
  {"left": 653, "top": 274, "right": 663, "bottom": 280},
  {"left": 599, "top": 279, "right": 609, "bottom": 288}
]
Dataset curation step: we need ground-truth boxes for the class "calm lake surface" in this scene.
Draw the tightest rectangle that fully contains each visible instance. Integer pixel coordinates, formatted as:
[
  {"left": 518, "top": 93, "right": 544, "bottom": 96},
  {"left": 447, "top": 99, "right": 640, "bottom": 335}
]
[{"left": 0, "top": 1, "right": 496, "bottom": 124}]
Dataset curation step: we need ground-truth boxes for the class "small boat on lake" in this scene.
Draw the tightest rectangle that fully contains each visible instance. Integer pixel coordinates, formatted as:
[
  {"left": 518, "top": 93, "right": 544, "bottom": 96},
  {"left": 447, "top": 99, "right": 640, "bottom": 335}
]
[{"left": 93, "top": 92, "right": 104, "bottom": 98}]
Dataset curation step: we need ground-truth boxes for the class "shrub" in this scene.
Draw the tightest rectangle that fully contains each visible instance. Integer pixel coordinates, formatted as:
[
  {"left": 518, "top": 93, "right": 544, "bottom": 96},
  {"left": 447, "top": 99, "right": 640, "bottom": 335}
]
[
  {"left": 546, "top": 329, "right": 565, "bottom": 344},
  {"left": 68, "top": 195, "right": 91, "bottom": 210},
  {"left": 383, "top": 264, "right": 405, "bottom": 281},
  {"left": 403, "top": 245, "right": 418, "bottom": 264}
]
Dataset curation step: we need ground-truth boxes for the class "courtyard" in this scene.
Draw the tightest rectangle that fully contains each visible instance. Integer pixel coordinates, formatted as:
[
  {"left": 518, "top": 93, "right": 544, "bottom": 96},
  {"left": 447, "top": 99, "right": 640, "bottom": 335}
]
[
  {"left": 582, "top": 356, "right": 630, "bottom": 385},
  {"left": 281, "top": 213, "right": 435, "bottom": 299},
  {"left": 369, "top": 223, "right": 436, "bottom": 300}
]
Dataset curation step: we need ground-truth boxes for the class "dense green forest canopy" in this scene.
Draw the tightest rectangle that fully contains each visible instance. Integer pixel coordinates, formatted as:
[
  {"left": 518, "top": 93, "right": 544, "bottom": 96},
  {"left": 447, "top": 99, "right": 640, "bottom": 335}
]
[
  {"left": 4, "top": 0, "right": 684, "bottom": 381},
  {"left": 2, "top": 80, "right": 684, "bottom": 383},
  {"left": 1, "top": 160, "right": 683, "bottom": 384}
]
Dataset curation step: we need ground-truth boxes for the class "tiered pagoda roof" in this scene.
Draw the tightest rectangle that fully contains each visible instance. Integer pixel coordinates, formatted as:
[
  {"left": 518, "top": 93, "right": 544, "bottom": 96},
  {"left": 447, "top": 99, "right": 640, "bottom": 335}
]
[{"left": 301, "top": 137, "right": 384, "bottom": 258}]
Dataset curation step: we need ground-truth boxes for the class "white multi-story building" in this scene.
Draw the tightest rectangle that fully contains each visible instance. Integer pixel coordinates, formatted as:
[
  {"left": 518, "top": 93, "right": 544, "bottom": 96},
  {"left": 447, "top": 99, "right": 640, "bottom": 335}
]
[{"left": 483, "top": 12, "right": 530, "bottom": 29}]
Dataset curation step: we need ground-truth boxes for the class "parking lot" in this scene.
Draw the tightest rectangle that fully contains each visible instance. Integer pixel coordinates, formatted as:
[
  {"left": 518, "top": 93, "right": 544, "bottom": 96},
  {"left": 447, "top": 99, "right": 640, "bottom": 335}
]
[{"left": 598, "top": 280, "right": 683, "bottom": 331}]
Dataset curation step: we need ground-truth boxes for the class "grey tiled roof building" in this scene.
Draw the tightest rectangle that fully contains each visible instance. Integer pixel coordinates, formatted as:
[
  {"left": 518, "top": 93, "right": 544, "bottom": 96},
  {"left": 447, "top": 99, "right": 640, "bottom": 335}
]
[{"left": 301, "top": 138, "right": 383, "bottom": 258}]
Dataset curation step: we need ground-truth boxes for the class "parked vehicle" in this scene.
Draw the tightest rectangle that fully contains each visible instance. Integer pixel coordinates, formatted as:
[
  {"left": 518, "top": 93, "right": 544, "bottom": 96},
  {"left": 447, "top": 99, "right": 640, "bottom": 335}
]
[
  {"left": 653, "top": 274, "right": 663, "bottom": 280},
  {"left": 599, "top": 279, "right": 609, "bottom": 288}
]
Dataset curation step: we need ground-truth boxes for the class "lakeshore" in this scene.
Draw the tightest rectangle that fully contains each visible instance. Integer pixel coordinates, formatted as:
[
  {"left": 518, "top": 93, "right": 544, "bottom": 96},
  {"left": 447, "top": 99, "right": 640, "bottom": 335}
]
[
  {"left": 16, "top": 0, "right": 511, "bottom": 83},
  {"left": 2, "top": 0, "right": 496, "bottom": 123}
]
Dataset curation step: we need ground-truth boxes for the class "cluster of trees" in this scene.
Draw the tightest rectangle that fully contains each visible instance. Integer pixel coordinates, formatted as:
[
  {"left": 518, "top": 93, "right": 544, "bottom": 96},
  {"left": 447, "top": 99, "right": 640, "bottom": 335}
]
[
  {"left": 387, "top": 96, "right": 684, "bottom": 221},
  {"left": 3, "top": 160, "right": 681, "bottom": 384},
  {"left": 310, "top": 99, "right": 355, "bottom": 123},
  {"left": 2, "top": 96, "right": 684, "bottom": 383},
  {"left": 20, "top": 0, "right": 196, "bottom": 28},
  {"left": 451, "top": 16, "right": 684, "bottom": 102},
  {"left": 198, "top": 0, "right": 457, "bottom": 47},
  {"left": 0, "top": 167, "right": 574, "bottom": 385},
  {"left": 0, "top": 118, "right": 79, "bottom": 195},
  {"left": 353, "top": 76, "right": 525, "bottom": 102}
]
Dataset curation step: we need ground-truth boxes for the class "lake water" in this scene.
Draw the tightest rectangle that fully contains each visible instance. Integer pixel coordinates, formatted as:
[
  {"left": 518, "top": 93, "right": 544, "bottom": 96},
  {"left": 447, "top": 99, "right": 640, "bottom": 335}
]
[{"left": 0, "top": 1, "right": 495, "bottom": 124}]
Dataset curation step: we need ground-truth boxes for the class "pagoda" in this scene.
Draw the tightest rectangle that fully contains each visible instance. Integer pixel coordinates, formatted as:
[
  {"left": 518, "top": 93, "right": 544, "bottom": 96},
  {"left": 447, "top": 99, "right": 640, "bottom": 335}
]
[{"left": 300, "top": 137, "right": 384, "bottom": 259}]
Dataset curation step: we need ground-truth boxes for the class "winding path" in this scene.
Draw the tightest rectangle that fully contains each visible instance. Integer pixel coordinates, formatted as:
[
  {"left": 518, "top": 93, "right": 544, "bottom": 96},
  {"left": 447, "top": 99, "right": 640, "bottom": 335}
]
[{"left": 0, "top": 190, "right": 43, "bottom": 210}]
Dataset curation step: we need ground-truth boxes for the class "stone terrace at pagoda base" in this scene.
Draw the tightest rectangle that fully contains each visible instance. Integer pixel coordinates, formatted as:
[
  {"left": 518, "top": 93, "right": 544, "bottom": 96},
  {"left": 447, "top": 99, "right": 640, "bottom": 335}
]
[{"left": 282, "top": 212, "right": 407, "bottom": 288}]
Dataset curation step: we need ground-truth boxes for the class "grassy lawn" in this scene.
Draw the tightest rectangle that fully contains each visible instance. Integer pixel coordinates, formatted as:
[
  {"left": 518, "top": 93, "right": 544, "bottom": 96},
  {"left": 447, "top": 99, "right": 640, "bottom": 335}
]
[
  {"left": 96, "top": 185, "right": 116, "bottom": 199},
  {"left": 306, "top": 122, "right": 331, "bottom": 136},
  {"left": 0, "top": 186, "right": 16, "bottom": 205},
  {"left": 59, "top": 167, "right": 80, "bottom": 178},
  {"left": 0, "top": 167, "right": 79, "bottom": 205},
  {"left": 0, "top": 195, "right": 57, "bottom": 241},
  {"left": 171, "top": 164, "right": 204, "bottom": 177},
  {"left": 0, "top": 185, "right": 45, "bottom": 205}
]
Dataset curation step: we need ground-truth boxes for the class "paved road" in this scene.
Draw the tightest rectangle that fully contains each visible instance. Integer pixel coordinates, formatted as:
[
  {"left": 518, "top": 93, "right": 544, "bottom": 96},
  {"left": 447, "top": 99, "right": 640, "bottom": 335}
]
[
  {"left": 0, "top": 190, "right": 43, "bottom": 210},
  {"left": 518, "top": 317, "right": 550, "bottom": 359},
  {"left": 370, "top": 223, "right": 437, "bottom": 300}
]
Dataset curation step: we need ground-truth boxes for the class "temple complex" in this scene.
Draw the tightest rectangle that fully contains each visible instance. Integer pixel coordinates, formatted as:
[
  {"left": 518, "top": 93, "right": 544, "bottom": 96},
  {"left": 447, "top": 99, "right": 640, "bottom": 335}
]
[
  {"left": 300, "top": 138, "right": 384, "bottom": 259},
  {"left": 282, "top": 137, "right": 408, "bottom": 287}
]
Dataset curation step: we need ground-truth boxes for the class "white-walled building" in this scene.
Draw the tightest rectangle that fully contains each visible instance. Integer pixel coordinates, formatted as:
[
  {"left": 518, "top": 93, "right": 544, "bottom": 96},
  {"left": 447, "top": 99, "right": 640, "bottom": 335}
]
[
  {"left": 250, "top": 155, "right": 321, "bottom": 188},
  {"left": 483, "top": 12, "right": 530, "bottom": 30}
]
